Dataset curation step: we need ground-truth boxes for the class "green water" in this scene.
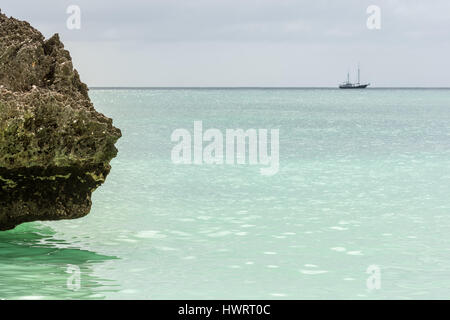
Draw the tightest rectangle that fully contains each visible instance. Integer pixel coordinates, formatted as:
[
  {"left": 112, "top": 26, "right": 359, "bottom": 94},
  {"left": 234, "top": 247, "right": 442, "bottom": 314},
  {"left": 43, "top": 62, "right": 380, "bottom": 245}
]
[{"left": 1, "top": 88, "right": 450, "bottom": 299}]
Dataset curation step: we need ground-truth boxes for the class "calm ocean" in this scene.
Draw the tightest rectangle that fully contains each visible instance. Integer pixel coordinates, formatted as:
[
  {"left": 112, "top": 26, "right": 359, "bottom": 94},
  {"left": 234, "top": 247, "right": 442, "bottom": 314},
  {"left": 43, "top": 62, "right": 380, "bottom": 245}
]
[{"left": 1, "top": 88, "right": 450, "bottom": 299}]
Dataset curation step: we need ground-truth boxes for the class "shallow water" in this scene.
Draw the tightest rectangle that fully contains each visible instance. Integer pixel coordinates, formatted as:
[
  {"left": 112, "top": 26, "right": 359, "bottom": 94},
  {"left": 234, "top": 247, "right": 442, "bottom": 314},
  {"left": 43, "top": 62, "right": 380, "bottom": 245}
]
[{"left": 1, "top": 88, "right": 450, "bottom": 299}]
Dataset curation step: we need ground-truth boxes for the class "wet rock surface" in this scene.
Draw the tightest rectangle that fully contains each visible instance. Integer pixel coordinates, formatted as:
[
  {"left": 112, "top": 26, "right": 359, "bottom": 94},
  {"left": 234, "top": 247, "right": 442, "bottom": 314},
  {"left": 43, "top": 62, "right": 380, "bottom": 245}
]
[{"left": 0, "top": 12, "right": 121, "bottom": 230}]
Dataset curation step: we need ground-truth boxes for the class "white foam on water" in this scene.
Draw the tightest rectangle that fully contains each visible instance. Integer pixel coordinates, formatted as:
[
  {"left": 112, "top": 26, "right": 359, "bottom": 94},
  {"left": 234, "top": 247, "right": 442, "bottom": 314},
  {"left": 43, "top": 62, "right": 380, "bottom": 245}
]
[
  {"left": 300, "top": 270, "right": 328, "bottom": 275},
  {"left": 331, "top": 247, "right": 346, "bottom": 252},
  {"left": 135, "top": 230, "right": 167, "bottom": 239}
]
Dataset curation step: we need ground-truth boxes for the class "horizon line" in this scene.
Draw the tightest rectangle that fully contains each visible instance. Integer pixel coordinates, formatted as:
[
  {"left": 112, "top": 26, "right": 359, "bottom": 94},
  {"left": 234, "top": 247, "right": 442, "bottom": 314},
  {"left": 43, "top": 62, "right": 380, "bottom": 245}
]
[{"left": 89, "top": 86, "right": 450, "bottom": 90}]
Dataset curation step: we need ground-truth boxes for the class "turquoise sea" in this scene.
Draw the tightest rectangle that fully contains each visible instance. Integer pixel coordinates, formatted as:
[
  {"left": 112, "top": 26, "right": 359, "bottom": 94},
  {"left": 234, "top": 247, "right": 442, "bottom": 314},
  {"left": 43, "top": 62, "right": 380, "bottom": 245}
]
[{"left": 1, "top": 88, "right": 450, "bottom": 299}]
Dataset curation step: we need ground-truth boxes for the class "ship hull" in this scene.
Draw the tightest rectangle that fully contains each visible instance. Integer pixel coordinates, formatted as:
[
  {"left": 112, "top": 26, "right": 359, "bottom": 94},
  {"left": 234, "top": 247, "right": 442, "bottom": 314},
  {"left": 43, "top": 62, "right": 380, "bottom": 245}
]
[{"left": 339, "top": 84, "right": 369, "bottom": 89}]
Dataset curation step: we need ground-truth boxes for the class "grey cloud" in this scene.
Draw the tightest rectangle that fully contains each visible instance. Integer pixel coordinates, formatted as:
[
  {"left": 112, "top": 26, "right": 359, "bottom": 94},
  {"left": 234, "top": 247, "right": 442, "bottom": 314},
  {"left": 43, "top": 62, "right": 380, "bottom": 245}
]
[{"left": 1, "top": 0, "right": 449, "bottom": 86}]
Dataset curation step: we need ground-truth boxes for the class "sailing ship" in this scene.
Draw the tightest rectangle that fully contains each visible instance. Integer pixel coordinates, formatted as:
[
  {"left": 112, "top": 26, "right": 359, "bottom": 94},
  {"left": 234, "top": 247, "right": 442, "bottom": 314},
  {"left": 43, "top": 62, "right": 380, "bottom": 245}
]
[{"left": 339, "top": 65, "right": 370, "bottom": 89}]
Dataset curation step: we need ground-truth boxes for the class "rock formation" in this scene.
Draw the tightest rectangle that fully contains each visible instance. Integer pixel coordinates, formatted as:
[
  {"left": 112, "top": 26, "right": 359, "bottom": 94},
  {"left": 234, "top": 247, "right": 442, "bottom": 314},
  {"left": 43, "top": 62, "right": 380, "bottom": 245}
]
[{"left": 0, "top": 11, "right": 121, "bottom": 230}]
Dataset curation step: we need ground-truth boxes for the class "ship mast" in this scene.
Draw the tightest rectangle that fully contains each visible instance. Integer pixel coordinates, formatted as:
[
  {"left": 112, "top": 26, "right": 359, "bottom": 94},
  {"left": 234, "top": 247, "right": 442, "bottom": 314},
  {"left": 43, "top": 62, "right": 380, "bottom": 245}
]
[{"left": 357, "top": 64, "right": 360, "bottom": 84}]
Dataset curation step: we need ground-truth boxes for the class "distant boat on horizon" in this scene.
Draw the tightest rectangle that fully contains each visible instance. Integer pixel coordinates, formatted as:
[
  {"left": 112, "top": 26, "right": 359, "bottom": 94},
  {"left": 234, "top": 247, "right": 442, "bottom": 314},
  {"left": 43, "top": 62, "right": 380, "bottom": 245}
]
[{"left": 339, "top": 65, "right": 370, "bottom": 89}]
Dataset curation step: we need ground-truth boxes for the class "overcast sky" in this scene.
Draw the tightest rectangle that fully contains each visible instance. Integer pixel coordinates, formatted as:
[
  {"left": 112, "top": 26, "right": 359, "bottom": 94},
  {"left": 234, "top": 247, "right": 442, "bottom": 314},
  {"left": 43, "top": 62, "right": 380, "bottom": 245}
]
[{"left": 1, "top": 0, "right": 449, "bottom": 87}]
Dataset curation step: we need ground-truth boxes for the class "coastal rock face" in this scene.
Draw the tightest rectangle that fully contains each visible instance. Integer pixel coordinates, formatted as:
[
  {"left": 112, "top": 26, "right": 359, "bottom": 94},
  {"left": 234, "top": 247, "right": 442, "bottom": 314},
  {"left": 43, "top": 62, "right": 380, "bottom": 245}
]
[{"left": 0, "top": 12, "right": 121, "bottom": 230}]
